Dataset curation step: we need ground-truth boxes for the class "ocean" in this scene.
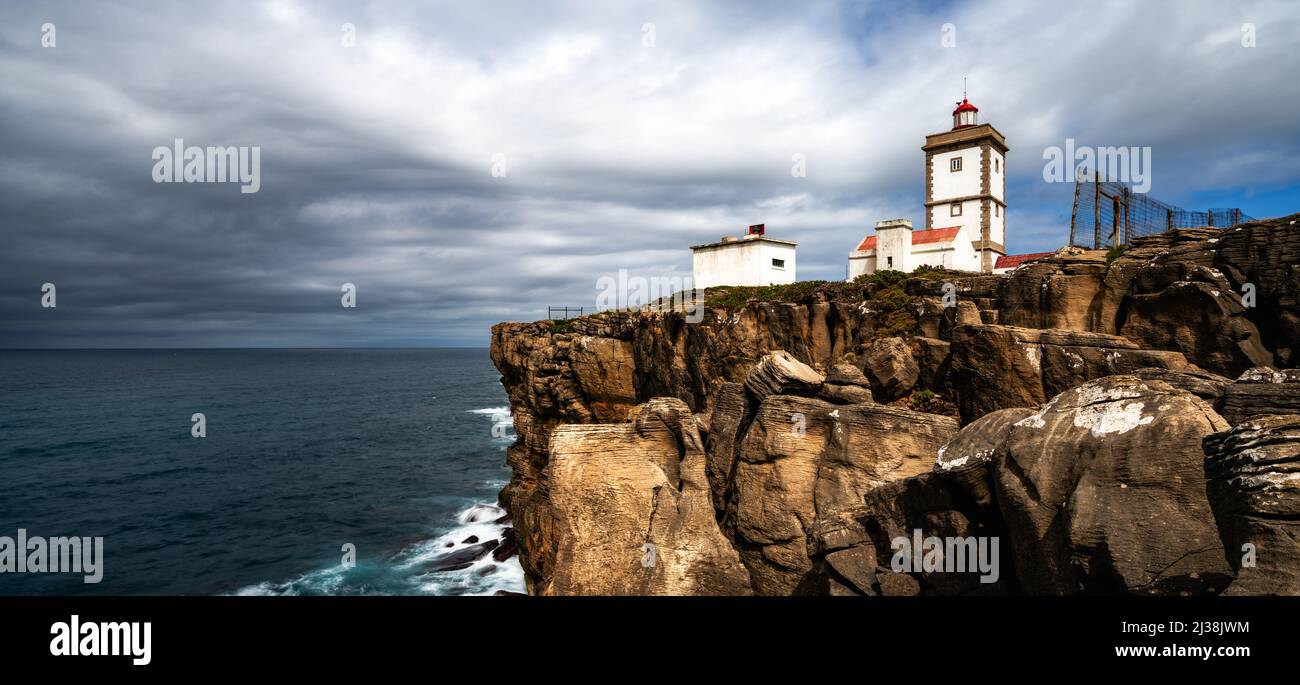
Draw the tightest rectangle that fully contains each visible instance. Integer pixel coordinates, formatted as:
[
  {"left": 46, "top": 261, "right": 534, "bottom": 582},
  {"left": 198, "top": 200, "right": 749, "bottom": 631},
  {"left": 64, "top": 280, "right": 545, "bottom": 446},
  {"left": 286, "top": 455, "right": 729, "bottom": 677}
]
[{"left": 0, "top": 349, "right": 524, "bottom": 596}]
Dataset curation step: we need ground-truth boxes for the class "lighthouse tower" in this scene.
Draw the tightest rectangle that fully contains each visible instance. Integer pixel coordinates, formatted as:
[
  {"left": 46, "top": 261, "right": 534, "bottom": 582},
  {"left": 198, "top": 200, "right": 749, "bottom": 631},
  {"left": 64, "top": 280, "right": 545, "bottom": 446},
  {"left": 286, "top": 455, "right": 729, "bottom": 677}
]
[{"left": 922, "top": 96, "right": 1008, "bottom": 272}]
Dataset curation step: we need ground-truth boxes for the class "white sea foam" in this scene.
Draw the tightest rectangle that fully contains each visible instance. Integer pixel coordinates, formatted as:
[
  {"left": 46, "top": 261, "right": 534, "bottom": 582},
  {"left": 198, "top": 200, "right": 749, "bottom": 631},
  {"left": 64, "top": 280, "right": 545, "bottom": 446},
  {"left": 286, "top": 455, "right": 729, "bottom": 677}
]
[
  {"left": 229, "top": 501, "right": 525, "bottom": 597},
  {"left": 458, "top": 502, "right": 506, "bottom": 524},
  {"left": 466, "top": 406, "right": 510, "bottom": 416},
  {"left": 401, "top": 500, "right": 524, "bottom": 596},
  {"left": 229, "top": 562, "right": 348, "bottom": 596}
]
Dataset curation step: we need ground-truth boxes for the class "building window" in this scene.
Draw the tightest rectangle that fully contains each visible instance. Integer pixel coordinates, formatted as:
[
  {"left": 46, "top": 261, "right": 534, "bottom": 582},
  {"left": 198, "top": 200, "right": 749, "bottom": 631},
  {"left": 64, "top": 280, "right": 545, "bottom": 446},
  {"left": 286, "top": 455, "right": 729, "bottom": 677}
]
[
  {"left": 994, "top": 158, "right": 1000, "bottom": 173},
  {"left": 771, "top": 258, "right": 785, "bottom": 269},
  {"left": 995, "top": 204, "right": 1000, "bottom": 217},
  {"left": 950, "top": 203, "right": 962, "bottom": 217},
  {"left": 887, "top": 256, "right": 893, "bottom": 268},
  {"left": 950, "top": 157, "right": 961, "bottom": 172}
]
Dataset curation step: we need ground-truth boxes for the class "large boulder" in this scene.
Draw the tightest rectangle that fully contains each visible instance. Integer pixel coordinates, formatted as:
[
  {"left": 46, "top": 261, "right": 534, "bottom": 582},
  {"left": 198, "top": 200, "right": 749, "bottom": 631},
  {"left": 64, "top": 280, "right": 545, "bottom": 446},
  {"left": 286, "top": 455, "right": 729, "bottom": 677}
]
[
  {"left": 543, "top": 398, "right": 752, "bottom": 595},
  {"left": 860, "top": 336, "right": 919, "bottom": 402},
  {"left": 1204, "top": 415, "right": 1300, "bottom": 595},
  {"left": 818, "top": 362, "right": 875, "bottom": 405},
  {"left": 995, "top": 376, "right": 1233, "bottom": 595},
  {"left": 743, "top": 349, "right": 823, "bottom": 402},
  {"left": 420, "top": 539, "right": 500, "bottom": 572}
]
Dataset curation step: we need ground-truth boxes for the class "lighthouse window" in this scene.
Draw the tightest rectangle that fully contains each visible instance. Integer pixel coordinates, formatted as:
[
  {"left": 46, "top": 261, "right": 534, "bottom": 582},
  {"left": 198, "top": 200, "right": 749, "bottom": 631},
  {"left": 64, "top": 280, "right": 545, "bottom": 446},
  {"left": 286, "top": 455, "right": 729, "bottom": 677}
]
[
  {"left": 995, "top": 158, "right": 1000, "bottom": 173},
  {"left": 950, "top": 157, "right": 962, "bottom": 172},
  {"left": 950, "top": 203, "right": 962, "bottom": 217},
  {"left": 771, "top": 258, "right": 785, "bottom": 269}
]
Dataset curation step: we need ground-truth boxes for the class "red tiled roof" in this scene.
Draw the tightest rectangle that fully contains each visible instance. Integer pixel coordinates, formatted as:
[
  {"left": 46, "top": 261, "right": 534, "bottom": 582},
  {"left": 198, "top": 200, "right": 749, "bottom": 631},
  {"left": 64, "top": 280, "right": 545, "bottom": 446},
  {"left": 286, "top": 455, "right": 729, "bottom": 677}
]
[
  {"left": 913, "top": 226, "right": 961, "bottom": 245},
  {"left": 994, "top": 252, "right": 1054, "bottom": 269},
  {"left": 854, "top": 226, "right": 960, "bottom": 252}
]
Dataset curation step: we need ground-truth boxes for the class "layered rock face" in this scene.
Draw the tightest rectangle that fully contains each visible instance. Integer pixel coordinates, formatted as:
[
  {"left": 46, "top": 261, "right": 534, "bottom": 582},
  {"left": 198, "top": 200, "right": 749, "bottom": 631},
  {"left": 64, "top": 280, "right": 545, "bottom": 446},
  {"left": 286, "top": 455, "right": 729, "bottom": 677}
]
[
  {"left": 947, "top": 324, "right": 1192, "bottom": 423},
  {"left": 809, "top": 407, "right": 1031, "bottom": 596},
  {"left": 707, "top": 358, "right": 958, "bottom": 594},
  {"left": 806, "top": 377, "right": 1236, "bottom": 597},
  {"left": 490, "top": 213, "right": 1300, "bottom": 595},
  {"left": 991, "top": 221, "right": 1300, "bottom": 378},
  {"left": 543, "top": 398, "right": 751, "bottom": 595},
  {"left": 810, "top": 472, "right": 1012, "bottom": 596},
  {"left": 1219, "top": 367, "right": 1300, "bottom": 425},
  {"left": 1205, "top": 415, "right": 1300, "bottom": 595}
]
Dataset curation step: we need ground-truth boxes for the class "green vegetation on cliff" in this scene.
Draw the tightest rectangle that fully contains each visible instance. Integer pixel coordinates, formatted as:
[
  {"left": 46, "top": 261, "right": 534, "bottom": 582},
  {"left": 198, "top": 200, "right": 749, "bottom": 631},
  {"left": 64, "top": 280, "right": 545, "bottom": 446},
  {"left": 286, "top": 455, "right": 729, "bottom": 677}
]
[{"left": 703, "top": 266, "right": 964, "bottom": 338}]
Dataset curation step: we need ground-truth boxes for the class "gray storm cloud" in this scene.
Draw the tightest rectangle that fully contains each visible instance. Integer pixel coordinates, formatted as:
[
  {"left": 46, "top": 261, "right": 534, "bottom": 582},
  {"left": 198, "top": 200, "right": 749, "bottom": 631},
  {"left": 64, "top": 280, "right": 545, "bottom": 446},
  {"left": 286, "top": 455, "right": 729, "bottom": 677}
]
[{"left": 1, "top": 0, "right": 1297, "bottom": 347}]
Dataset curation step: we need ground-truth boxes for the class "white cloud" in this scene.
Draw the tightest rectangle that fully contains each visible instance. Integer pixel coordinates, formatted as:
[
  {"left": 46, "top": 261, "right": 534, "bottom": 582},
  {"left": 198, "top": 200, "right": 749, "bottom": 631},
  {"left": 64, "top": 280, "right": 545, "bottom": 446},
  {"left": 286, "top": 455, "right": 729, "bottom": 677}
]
[{"left": 0, "top": 0, "right": 1297, "bottom": 346}]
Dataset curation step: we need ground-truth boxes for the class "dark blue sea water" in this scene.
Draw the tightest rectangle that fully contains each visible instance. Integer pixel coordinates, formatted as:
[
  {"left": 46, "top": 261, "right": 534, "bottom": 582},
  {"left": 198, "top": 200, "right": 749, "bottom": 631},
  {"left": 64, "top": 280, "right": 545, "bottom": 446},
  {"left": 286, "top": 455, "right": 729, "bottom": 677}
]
[{"left": 0, "top": 349, "right": 522, "bottom": 596}]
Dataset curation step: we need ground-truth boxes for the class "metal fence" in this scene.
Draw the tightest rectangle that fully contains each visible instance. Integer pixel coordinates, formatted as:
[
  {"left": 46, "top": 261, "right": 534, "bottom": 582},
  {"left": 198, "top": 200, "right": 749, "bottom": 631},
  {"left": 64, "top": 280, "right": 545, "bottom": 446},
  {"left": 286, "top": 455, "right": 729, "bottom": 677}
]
[
  {"left": 1069, "top": 171, "right": 1254, "bottom": 249},
  {"left": 547, "top": 306, "right": 584, "bottom": 320}
]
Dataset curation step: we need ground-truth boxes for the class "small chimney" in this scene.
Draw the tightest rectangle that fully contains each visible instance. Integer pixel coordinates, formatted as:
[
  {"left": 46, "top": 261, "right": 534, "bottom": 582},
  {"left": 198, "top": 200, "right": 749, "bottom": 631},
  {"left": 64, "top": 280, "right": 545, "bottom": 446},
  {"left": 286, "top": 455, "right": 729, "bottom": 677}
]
[
  {"left": 876, "top": 218, "right": 913, "bottom": 231},
  {"left": 748, "top": 223, "right": 765, "bottom": 236}
]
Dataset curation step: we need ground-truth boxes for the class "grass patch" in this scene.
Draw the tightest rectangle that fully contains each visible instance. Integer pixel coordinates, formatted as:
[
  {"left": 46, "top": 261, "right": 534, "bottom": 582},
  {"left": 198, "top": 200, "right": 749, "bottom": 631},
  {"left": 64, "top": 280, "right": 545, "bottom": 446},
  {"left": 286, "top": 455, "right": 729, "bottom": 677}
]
[
  {"left": 910, "top": 264, "right": 966, "bottom": 281},
  {"left": 704, "top": 280, "right": 861, "bottom": 309},
  {"left": 705, "top": 269, "right": 930, "bottom": 337},
  {"left": 852, "top": 269, "right": 905, "bottom": 289},
  {"left": 861, "top": 268, "right": 931, "bottom": 338},
  {"left": 871, "top": 285, "right": 919, "bottom": 338},
  {"left": 546, "top": 318, "right": 575, "bottom": 334}
]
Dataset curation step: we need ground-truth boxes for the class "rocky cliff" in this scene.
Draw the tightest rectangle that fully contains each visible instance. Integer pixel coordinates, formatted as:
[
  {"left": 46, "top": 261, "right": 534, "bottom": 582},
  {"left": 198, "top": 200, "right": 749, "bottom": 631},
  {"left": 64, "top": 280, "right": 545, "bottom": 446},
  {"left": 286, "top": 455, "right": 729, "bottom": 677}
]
[{"left": 490, "top": 213, "right": 1300, "bottom": 595}]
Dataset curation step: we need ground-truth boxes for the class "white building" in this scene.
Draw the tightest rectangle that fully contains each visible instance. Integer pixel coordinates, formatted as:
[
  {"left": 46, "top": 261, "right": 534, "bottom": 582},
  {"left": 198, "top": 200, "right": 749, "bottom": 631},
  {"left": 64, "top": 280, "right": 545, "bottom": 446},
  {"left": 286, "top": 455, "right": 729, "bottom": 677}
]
[
  {"left": 848, "top": 219, "right": 978, "bottom": 277},
  {"left": 850, "top": 97, "right": 1012, "bottom": 276},
  {"left": 691, "top": 224, "right": 796, "bottom": 289}
]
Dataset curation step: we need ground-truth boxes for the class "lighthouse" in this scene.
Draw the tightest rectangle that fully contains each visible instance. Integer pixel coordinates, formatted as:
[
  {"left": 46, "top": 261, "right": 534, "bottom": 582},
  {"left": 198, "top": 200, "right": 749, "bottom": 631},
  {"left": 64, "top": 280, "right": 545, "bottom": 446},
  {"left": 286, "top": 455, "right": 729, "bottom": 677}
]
[
  {"left": 921, "top": 96, "right": 1008, "bottom": 272},
  {"left": 848, "top": 96, "right": 1010, "bottom": 278}
]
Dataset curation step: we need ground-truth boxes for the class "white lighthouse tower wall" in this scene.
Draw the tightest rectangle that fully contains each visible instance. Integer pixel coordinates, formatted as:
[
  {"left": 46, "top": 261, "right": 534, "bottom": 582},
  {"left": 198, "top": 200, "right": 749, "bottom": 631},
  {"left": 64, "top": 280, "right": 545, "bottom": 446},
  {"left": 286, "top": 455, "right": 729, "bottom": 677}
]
[
  {"left": 930, "top": 149, "right": 982, "bottom": 199},
  {"left": 928, "top": 147, "right": 984, "bottom": 265},
  {"left": 990, "top": 149, "right": 1005, "bottom": 202},
  {"left": 989, "top": 199, "right": 1005, "bottom": 246},
  {"left": 989, "top": 148, "right": 1006, "bottom": 246}
]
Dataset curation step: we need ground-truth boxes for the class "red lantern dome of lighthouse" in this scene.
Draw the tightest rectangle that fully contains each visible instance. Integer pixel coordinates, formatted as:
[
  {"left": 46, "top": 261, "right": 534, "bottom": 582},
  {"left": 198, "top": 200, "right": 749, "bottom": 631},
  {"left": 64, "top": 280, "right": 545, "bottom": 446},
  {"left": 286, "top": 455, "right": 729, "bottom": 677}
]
[{"left": 952, "top": 98, "right": 978, "bottom": 130}]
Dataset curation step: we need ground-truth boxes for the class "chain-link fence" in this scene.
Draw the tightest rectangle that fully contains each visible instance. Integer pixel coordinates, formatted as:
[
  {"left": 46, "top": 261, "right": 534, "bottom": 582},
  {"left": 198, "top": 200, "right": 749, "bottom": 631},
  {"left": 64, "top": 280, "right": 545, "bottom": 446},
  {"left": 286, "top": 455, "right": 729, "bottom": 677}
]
[{"left": 1069, "top": 172, "right": 1254, "bottom": 249}]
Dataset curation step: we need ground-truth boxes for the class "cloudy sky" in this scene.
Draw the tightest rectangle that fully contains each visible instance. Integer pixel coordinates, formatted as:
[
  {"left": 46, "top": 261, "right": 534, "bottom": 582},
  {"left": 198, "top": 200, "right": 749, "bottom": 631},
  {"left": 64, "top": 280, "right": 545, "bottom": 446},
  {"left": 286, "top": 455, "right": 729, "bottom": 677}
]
[{"left": 1, "top": 0, "right": 1298, "bottom": 348}]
